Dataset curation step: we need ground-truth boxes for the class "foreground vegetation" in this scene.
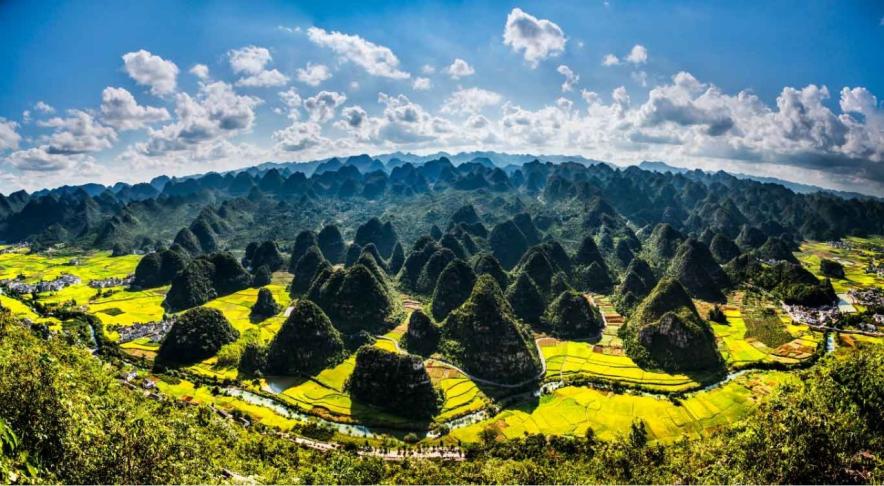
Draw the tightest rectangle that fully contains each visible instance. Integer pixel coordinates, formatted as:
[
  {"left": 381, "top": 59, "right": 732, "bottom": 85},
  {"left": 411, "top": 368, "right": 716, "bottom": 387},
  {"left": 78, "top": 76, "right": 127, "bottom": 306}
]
[{"left": 0, "top": 312, "right": 880, "bottom": 484}]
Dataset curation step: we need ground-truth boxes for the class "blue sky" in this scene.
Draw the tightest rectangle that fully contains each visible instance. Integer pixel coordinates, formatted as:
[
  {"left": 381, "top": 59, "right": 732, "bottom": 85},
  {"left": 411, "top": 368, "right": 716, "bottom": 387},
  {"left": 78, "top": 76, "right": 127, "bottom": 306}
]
[{"left": 0, "top": 0, "right": 882, "bottom": 195}]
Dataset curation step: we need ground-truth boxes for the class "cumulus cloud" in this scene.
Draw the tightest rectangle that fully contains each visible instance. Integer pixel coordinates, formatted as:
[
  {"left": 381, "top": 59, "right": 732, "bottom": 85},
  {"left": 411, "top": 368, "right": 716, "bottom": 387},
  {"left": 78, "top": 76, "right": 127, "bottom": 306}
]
[
  {"left": 278, "top": 88, "right": 302, "bottom": 119},
  {"left": 296, "top": 62, "right": 332, "bottom": 86},
  {"left": 100, "top": 87, "right": 170, "bottom": 130},
  {"left": 412, "top": 77, "right": 432, "bottom": 91},
  {"left": 625, "top": 44, "right": 648, "bottom": 64},
  {"left": 303, "top": 90, "right": 347, "bottom": 123},
  {"left": 122, "top": 50, "right": 179, "bottom": 96},
  {"left": 273, "top": 121, "right": 329, "bottom": 152},
  {"left": 421, "top": 64, "right": 436, "bottom": 75},
  {"left": 557, "top": 65, "right": 579, "bottom": 92},
  {"left": 441, "top": 87, "right": 503, "bottom": 115},
  {"left": 0, "top": 119, "right": 21, "bottom": 151},
  {"left": 228, "top": 46, "right": 289, "bottom": 87},
  {"left": 34, "top": 101, "right": 54, "bottom": 114},
  {"left": 503, "top": 8, "right": 566, "bottom": 67},
  {"left": 4, "top": 146, "right": 94, "bottom": 172},
  {"left": 190, "top": 64, "right": 210, "bottom": 79},
  {"left": 135, "top": 81, "right": 261, "bottom": 156},
  {"left": 602, "top": 54, "right": 620, "bottom": 66},
  {"left": 446, "top": 58, "right": 475, "bottom": 79},
  {"left": 306, "top": 27, "right": 409, "bottom": 79},
  {"left": 38, "top": 110, "right": 117, "bottom": 154}
]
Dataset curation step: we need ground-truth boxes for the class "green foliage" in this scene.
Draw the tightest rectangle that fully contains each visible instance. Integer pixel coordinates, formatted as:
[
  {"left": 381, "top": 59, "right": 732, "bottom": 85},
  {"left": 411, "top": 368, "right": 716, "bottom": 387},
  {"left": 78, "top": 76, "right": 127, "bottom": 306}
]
[
  {"left": 157, "top": 307, "right": 239, "bottom": 367},
  {"left": 543, "top": 290, "right": 603, "bottom": 338},
  {"left": 354, "top": 217, "right": 399, "bottom": 259},
  {"left": 431, "top": 259, "right": 476, "bottom": 321},
  {"left": 416, "top": 248, "right": 456, "bottom": 294},
  {"left": 819, "top": 258, "right": 846, "bottom": 278},
  {"left": 247, "top": 240, "right": 285, "bottom": 272},
  {"left": 265, "top": 299, "right": 345, "bottom": 376},
  {"left": 506, "top": 272, "right": 547, "bottom": 327},
  {"left": 443, "top": 276, "right": 542, "bottom": 384},
  {"left": 308, "top": 264, "right": 393, "bottom": 334},
  {"left": 473, "top": 252, "right": 509, "bottom": 290},
  {"left": 402, "top": 309, "right": 440, "bottom": 356},
  {"left": 251, "top": 264, "right": 272, "bottom": 287},
  {"left": 623, "top": 278, "right": 722, "bottom": 372},
  {"left": 709, "top": 233, "right": 740, "bottom": 263},
  {"left": 317, "top": 224, "right": 346, "bottom": 264},
  {"left": 250, "top": 287, "right": 280, "bottom": 321},
  {"left": 346, "top": 346, "right": 440, "bottom": 419},
  {"left": 489, "top": 220, "right": 529, "bottom": 270},
  {"left": 290, "top": 246, "right": 327, "bottom": 296},
  {"left": 132, "top": 245, "right": 191, "bottom": 289},
  {"left": 666, "top": 239, "right": 730, "bottom": 302},
  {"left": 164, "top": 252, "right": 252, "bottom": 312},
  {"left": 707, "top": 305, "right": 727, "bottom": 323},
  {"left": 288, "top": 230, "right": 318, "bottom": 272}
]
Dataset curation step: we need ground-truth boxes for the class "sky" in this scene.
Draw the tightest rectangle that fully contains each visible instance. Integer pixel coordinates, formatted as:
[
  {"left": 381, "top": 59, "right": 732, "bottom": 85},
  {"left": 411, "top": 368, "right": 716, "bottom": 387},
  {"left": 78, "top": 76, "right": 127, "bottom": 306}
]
[{"left": 0, "top": 1, "right": 882, "bottom": 196}]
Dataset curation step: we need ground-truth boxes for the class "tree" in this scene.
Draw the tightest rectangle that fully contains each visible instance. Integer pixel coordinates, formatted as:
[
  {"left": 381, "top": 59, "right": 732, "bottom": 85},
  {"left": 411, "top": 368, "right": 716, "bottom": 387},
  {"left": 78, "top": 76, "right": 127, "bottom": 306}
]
[
  {"left": 248, "top": 241, "right": 285, "bottom": 272},
  {"left": 251, "top": 265, "right": 272, "bottom": 287},
  {"left": 157, "top": 307, "right": 239, "bottom": 367},
  {"left": 288, "top": 230, "right": 318, "bottom": 272},
  {"left": 402, "top": 309, "right": 439, "bottom": 356}
]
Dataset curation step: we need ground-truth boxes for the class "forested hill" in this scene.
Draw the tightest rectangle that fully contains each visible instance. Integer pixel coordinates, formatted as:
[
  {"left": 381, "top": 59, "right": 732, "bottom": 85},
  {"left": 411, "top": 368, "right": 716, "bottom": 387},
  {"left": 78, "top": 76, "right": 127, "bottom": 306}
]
[{"left": 1, "top": 154, "right": 882, "bottom": 252}]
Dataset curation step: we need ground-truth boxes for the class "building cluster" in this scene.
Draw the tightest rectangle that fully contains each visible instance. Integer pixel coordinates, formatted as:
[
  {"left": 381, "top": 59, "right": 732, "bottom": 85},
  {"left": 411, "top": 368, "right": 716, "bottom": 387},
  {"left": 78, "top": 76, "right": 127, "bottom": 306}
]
[
  {"left": 848, "top": 287, "right": 884, "bottom": 308},
  {"left": 864, "top": 260, "right": 884, "bottom": 278},
  {"left": 827, "top": 240, "right": 853, "bottom": 251},
  {"left": 116, "top": 319, "right": 174, "bottom": 344},
  {"left": 783, "top": 304, "right": 840, "bottom": 327},
  {"left": 1, "top": 273, "right": 81, "bottom": 294},
  {"left": 88, "top": 275, "right": 133, "bottom": 288}
]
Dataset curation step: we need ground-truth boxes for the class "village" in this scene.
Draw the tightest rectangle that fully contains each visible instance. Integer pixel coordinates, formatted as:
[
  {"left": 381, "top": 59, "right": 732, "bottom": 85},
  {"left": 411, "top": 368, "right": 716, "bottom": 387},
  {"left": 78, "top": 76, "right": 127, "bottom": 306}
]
[{"left": 0, "top": 273, "right": 81, "bottom": 294}]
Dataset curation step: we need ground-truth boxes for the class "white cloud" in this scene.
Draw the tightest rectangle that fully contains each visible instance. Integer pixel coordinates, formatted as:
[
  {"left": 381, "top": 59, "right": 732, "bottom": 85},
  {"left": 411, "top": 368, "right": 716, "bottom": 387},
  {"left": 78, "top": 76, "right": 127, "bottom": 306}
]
[
  {"left": 228, "top": 46, "right": 289, "bottom": 87},
  {"left": 412, "top": 77, "right": 432, "bottom": 91},
  {"left": 441, "top": 87, "right": 503, "bottom": 115},
  {"left": 625, "top": 44, "right": 648, "bottom": 64},
  {"left": 4, "top": 146, "right": 94, "bottom": 172},
  {"left": 136, "top": 81, "right": 261, "bottom": 156},
  {"left": 0, "top": 119, "right": 21, "bottom": 151},
  {"left": 446, "top": 58, "right": 475, "bottom": 79},
  {"left": 34, "top": 101, "right": 54, "bottom": 114},
  {"left": 296, "top": 63, "right": 332, "bottom": 86},
  {"left": 306, "top": 27, "right": 410, "bottom": 79},
  {"left": 581, "top": 89, "right": 601, "bottom": 106},
  {"left": 421, "top": 64, "right": 436, "bottom": 75},
  {"left": 100, "top": 87, "right": 170, "bottom": 130},
  {"left": 278, "top": 88, "right": 302, "bottom": 119},
  {"left": 273, "top": 121, "right": 330, "bottom": 152},
  {"left": 631, "top": 70, "right": 648, "bottom": 87},
  {"left": 503, "top": 8, "right": 566, "bottom": 67},
  {"left": 190, "top": 64, "right": 210, "bottom": 79},
  {"left": 38, "top": 110, "right": 117, "bottom": 154},
  {"left": 303, "top": 90, "right": 347, "bottom": 123},
  {"left": 557, "top": 65, "right": 579, "bottom": 92},
  {"left": 602, "top": 54, "right": 620, "bottom": 66},
  {"left": 122, "top": 50, "right": 179, "bottom": 96}
]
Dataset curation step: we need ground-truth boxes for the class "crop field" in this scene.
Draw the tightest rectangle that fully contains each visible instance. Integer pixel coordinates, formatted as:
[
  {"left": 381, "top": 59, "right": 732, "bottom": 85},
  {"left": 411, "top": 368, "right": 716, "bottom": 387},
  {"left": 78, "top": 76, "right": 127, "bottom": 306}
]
[
  {"left": 450, "top": 371, "right": 796, "bottom": 444},
  {"left": 795, "top": 238, "right": 884, "bottom": 294},
  {"left": 0, "top": 247, "right": 141, "bottom": 282},
  {"left": 540, "top": 339, "right": 707, "bottom": 392},
  {"left": 426, "top": 359, "right": 488, "bottom": 421}
]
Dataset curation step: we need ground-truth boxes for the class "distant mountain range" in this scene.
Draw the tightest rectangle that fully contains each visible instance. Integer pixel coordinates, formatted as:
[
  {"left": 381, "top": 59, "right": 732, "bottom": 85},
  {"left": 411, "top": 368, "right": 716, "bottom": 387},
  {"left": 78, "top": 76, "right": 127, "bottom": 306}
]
[{"left": 637, "top": 161, "right": 878, "bottom": 201}]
